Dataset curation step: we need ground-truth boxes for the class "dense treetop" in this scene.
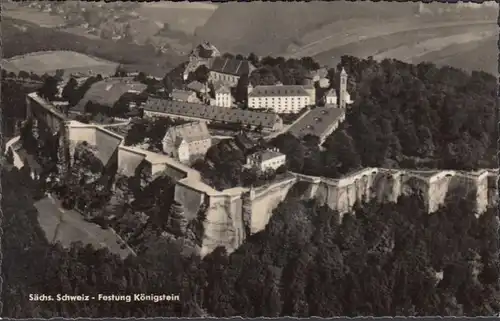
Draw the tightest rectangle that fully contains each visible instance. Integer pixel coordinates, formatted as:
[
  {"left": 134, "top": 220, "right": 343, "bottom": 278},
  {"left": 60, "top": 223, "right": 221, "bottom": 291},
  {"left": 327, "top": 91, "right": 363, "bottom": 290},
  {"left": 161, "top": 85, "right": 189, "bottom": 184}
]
[
  {"left": 3, "top": 165, "right": 499, "bottom": 317},
  {"left": 269, "top": 56, "right": 497, "bottom": 177}
]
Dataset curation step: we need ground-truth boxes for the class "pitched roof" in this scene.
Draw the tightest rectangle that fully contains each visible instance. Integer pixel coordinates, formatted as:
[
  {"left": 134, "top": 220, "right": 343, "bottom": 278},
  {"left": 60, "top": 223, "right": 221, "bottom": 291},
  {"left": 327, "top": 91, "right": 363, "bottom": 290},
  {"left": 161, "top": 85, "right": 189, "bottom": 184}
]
[
  {"left": 325, "top": 88, "right": 337, "bottom": 97},
  {"left": 250, "top": 149, "right": 285, "bottom": 162},
  {"left": 191, "top": 42, "right": 220, "bottom": 59},
  {"left": 187, "top": 81, "right": 208, "bottom": 93},
  {"left": 164, "top": 121, "right": 211, "bottom": 145},
  {"left": 144, "top": 98, "right": 283, "bottom": 129},
  {"left": 234, "top": 132, "right": 257, "bottom": 151},
  {"left": 171, "top": 89, "right": 196, "bottom": 101},
  {"left": 214, "top": 83, "right": 231, "bottom": 94},
  {"left": 248, "top": 85, "right": 310, "bottom": 98},
  {"left": 288, "top": 107, "right": 345, "bottom": 140},
  {"left": 209, "top": 56, "right": 254, "bottom": 76}
]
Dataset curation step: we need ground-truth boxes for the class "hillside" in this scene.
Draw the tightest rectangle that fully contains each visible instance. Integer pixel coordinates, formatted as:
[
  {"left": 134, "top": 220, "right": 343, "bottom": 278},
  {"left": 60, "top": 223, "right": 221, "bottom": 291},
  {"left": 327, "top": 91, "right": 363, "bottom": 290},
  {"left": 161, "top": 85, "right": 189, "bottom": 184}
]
[
  {"left": 195, "top": 1, "right": 421, "bottom": 56},
  {"left": 195, "top": 1, "right": 498, "bottom": 74},
  {"left": 2, "top": 17, "right": 183, "bottom": 76}
]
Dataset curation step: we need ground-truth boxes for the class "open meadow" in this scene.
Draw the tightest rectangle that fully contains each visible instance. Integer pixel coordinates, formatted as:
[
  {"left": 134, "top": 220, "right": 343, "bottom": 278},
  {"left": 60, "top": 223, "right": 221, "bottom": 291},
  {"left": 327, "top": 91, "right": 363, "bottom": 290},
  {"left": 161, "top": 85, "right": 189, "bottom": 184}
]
[
  {"left": 134, "top": 2, "right": 218, "bottom": 35},
  {"left": 2, "top": 51, "right": 119, "bottom": 76},
  {"left": 196, "top": 1, "right": 498, "bottom": 75},
  {"left": 3, "top": 7, "right": 66, "bottom": 28}
]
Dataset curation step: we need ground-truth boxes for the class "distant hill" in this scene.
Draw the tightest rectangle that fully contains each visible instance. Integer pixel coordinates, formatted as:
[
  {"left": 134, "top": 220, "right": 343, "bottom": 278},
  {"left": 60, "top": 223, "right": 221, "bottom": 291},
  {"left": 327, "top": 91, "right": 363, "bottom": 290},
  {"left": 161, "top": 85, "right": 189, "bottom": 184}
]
[
  {"left": 195, "top": 1, "right": 422, "bottom": 55},
  {"left": 195, "top": 1, "right": 498, "bottom": 75}
]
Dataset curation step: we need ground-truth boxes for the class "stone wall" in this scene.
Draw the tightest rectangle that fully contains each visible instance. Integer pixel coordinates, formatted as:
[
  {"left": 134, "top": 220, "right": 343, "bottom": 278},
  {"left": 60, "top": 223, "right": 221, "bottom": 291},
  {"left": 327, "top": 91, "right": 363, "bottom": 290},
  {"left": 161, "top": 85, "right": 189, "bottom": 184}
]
[{"left": 58, "top": 120, "right": 498, "bottom": 257}]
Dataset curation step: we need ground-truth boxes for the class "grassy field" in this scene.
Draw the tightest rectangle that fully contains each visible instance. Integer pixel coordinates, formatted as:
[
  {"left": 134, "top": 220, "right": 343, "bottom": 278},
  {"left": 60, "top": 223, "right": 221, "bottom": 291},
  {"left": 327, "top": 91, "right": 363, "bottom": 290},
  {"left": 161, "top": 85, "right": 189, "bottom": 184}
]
[
  {"left": 310, "top": 22, "right": 497, "bottom": 74},
  {"left": 135, "top": 2, "right": 217, "bottom": 35},
  {"left": 195, "top": 1, "right": 497, "bottom": 74},
  {"left": 2, "top": 51, "right": 119, "bottom": 76},
  {"left": 77, "top": 78, "right": 147, "bottom": 109},
  {"left": 3, "top": 7, "right": 66, "bottom": 28},
  {"left": 3, "top": 17, "right": 183, "bottom": 76}
]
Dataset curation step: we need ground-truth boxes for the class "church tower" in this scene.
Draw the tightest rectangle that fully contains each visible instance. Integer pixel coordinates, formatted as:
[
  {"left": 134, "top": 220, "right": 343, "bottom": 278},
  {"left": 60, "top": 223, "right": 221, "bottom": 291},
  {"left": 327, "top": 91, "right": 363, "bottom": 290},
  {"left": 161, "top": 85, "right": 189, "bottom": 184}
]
[{"left": 339, "top": 67, "right": 348, "bottom": 109}]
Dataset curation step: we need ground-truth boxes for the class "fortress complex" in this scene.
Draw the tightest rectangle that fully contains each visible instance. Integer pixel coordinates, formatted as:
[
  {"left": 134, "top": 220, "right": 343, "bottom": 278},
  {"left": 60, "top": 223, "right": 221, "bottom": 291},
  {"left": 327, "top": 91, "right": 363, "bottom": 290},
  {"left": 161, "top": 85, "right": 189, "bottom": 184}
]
[{"left": 24, "top": 92, "right": 500, "bottom": 257}]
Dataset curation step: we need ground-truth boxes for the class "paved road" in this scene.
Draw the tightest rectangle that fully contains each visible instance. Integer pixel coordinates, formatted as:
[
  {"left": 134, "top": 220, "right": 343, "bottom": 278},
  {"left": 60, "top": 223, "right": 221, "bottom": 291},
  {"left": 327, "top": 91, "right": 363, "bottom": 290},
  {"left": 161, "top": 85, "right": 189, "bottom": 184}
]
[{"left": 34, "top": 195, "right": 134, "bottom": 259}]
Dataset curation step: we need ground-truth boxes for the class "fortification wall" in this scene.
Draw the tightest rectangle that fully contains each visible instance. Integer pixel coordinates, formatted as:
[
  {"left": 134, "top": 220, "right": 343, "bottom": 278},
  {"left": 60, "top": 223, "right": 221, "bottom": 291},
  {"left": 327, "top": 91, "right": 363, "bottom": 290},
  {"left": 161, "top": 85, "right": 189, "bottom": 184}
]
[
  {"left": 174, "top": 181, "right": 207, "bottom": 221},
  {"left": 249, "top": 177, "right": 297, "bottom": 233},
  {"left": 60, "top": 120, "right": 498, "bottom": 257},
  {"left": 200, "top": 194, "right": 244, "bottom": 257},
  {"left": 94, "top": 128, "right": 123, "bottom": 165},
  {"left": 117, "top": 147, "right": 146, "bottom": 177}
]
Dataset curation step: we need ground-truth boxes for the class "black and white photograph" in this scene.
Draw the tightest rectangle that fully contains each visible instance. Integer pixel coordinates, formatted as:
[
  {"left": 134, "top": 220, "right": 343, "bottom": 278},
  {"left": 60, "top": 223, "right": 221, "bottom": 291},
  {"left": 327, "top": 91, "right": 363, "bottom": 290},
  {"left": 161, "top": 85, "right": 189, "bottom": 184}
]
[{"left": 1, "top": 0, "right": 499, "bottom": 318}]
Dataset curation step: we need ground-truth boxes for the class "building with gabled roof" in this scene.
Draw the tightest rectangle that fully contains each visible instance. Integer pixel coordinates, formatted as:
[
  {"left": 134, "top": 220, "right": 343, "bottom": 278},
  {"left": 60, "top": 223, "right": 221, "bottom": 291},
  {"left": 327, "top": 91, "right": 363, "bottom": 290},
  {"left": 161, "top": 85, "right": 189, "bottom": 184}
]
[
  {"left": 171, "top": 89, "right": 200, "bottom": 103},
  {"left": 245, "top": 148, "right": 286, "bottom": 172},
  {"left": 208, "top": 56, "right": 255, "bottom": 87},
  {"left": 162, "top": 121, "right": 212, "bottom": 164},
  {"left": 210, "top": 82, "right": 232, "bottom": 108},
  {"left": 247, "top": 84, "right": 314, "bottom": 114},
  {"left": 324, "top": 88, "right": 337, "bottom": 106},
  {"left": 287, "top": 106, "right": 346, "bottom": 145},
  {"left": 143, "top": 98, "right": 284, "bottom": 132}
]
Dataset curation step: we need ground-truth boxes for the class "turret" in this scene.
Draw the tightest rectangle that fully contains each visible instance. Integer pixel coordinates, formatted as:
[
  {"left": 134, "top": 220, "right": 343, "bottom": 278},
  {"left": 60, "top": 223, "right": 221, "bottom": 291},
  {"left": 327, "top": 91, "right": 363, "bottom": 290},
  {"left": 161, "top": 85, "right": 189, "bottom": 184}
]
[
  {"left": 247, "top": 83, "right": 254, "bottom": 95},
  {"left": 339, "top": 67, "right": 348, "bottom": 109}
]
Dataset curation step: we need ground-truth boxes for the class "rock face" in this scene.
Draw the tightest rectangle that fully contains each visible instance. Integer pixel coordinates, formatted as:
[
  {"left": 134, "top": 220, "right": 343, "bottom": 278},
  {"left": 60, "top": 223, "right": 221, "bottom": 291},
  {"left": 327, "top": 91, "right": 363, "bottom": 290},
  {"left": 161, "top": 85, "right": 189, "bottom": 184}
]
[
  {"left": 28, "top": 94, "right": 498, "bottom": 258},
  {"left": 187, "top": 168, "right": 498, "bottom": 256}
]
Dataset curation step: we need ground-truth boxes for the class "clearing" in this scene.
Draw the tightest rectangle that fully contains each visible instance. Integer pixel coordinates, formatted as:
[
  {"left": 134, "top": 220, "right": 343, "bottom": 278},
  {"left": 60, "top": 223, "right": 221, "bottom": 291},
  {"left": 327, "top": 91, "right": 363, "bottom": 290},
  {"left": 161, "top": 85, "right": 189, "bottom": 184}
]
[
  {"left": 3, "top": 7, "right": 66, "bottom": 28},
  {"left": 2, "top": 50, "right": 119, "bottom": 76},
  {"left": 134, "top": 2, "right": 218, "bottom": 35}
]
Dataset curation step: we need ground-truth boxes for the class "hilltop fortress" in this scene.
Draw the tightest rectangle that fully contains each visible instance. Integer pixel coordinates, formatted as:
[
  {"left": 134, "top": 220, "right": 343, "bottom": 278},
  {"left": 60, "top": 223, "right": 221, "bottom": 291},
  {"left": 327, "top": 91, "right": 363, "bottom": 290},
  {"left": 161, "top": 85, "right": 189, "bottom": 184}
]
[{"left": 23, "top": 92, "right": 499, "bottom": 257}]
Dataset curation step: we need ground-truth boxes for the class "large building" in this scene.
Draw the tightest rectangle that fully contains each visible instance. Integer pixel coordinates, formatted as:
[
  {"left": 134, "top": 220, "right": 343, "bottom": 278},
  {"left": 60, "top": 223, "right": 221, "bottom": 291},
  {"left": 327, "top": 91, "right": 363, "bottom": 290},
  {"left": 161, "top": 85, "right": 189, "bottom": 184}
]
[
  {"left": 183, "top": 42, "right": 221, "bottom": 81},
  {"left": 245, "top": 148, "right": 286, "bottom": 172},
  {"left": 171, "top": 89, "right": 200, "bottom": 103},
  {"left": 287, "top": 106, "right": 346, "bottom": 145},
  {"left": 208, "top": 56, "right": 255, "bottom": 87},
  {"left": 143, "top": 98, "right": 284, "bottom": 132},
  {"left": 247, "top": 84, "right": 315, "bottom": 114},
  {"left": 162, "top": 121, "right": 212, "bottom": 164},
  {"left": 210, "top": 83, "right": 232, "bottom": 108}
]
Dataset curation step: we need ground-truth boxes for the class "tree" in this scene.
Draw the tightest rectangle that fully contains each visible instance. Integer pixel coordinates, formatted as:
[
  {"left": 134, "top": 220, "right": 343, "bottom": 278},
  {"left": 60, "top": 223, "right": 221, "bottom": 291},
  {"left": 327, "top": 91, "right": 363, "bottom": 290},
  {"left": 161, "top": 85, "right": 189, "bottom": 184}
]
[
  {"left": 234, "top": 74, "right": 249, "bottom": 103},
  {"left": 162, "top": 74, "right": 174, "bottom": 97},
  {"left": 191, "top": 65, "right": 210, "bottom": 84},
  {"left": 61, "top": 77, "right": 78, "bottom": 101},
  {"left": 114, "top": 65, "right": 128, "bottom": 78},
  {"left": 37, "top": 76, "right": 59, "bottom": 101},
  {"left": 18, "top": 70, "right": 30, "bottom": 79},
  {"left": 6, "top": 148, "right": 14, "bottom": 165},
  {"left": 247, "top": 53, "right": 259, "bottom": 66},
  {"left": 55, "top": 69, "right": 64, "bottom": 80}
]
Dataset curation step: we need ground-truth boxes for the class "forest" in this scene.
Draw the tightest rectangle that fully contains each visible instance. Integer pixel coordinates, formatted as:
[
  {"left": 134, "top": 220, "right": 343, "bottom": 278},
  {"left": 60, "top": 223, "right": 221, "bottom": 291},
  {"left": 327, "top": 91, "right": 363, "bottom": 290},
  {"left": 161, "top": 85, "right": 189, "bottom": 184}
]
[
  {"left": 268, "top": 56, "right": 497, "bottom": 177},
  {"left": 3, "top": 164, "right": 499, "bottom": 317}
]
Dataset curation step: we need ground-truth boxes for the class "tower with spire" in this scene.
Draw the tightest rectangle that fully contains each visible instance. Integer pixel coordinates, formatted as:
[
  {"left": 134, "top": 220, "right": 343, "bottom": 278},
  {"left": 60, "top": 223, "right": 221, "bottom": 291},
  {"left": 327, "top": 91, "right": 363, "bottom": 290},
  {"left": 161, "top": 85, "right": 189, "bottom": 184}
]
[{"left": 339, "top": 67, "right": 348, "bottom": 109}]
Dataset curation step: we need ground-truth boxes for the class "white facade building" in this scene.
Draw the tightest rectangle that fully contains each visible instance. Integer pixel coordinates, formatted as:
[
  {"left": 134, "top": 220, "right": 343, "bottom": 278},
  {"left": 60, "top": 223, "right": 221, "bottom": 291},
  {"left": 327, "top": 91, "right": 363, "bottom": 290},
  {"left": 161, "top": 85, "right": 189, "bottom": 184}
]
[
  {"left": 162, "top": 121, "right": 212, "bottom": 164},
  {"left": 247, "top": 84, "right": 314, "bottom": 114},
  {"left": 210, "top": 84, "right": 232, "bottom": 108},
  {"left": 322, "top": 67, "right": 353, "bottom": 108},
  {"left": 246, "top": 148, "right": 286, "bottom": 172}
]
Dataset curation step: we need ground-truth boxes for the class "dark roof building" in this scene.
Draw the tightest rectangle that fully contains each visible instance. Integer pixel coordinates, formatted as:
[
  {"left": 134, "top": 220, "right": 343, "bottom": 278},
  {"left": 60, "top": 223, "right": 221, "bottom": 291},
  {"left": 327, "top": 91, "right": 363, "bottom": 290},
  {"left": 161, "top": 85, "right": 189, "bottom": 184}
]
[
  {"left": 234, "top": 132, "right": 258, "bottom": 154},
  {"left": 209, "top": 57, "right": 255, "bottom": 77},
  {"left": 287, "top": 107, "right": 346, "bottom": 144},
  {"left": 164, "top": 121, "right": 211, "bottom": 144},
  {"left": 248, "top": 85, "right": 310, "bottom": 98},
  {"left": 144, "top": 98, "right": 283, "bottom": 132}
]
